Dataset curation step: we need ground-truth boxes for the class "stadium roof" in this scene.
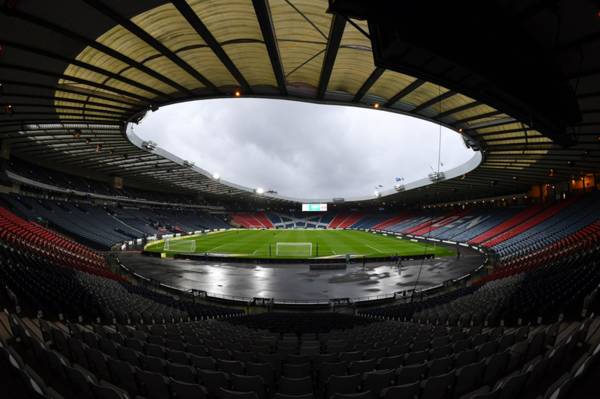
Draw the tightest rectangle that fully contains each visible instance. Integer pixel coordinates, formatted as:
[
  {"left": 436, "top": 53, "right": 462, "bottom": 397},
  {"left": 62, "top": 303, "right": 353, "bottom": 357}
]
[{"left": 0, "top": 0, "right": 599, "bottom": 205}]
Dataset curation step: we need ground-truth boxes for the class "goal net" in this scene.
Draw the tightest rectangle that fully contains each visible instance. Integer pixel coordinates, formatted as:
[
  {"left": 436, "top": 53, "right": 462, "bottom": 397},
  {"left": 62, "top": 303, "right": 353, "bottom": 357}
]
[
  {"left": 275, "top": 242, "right": 313, "bottom": 257},
  {"left": 163, "top": 237, "right": 196, "bottom": 253}
]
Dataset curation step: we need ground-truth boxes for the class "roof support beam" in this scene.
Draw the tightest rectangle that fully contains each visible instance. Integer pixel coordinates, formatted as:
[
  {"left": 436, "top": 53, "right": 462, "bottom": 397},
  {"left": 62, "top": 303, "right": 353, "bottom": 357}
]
[
  {"left": 384, "top": 79, "right": 425, "bottom": 107},
  {"left": 171, "top": 0, "right": 252, "bottom": 94},
  {"left": 3, "top": 40, "right": 171, "bottom": 100},
  {"left": 434, "top": 100, "right": 481, "bottom": 119},
  {"left": 454, "top": 110, "right": 505, "bottom": 125},
  {"left": 316, "top": 14, "right": 346, "bottom": 99},
  {"left": 410, "top": 91, "right": 456, "bottom": 114},
  {"left": 0, "top": 63, "right": 147, "bottom": 104},
  {"left": 0, "top": 7, "right": 194, "bottom": 96},
  {"left": 252, "top": 0, "right": 287, "bottom": 95},
  {"left": 352, "top": 67, "right": 384, "bottom": 103},
  {"left": 81, "top": 0, "right": 219, "bottom": 93}
]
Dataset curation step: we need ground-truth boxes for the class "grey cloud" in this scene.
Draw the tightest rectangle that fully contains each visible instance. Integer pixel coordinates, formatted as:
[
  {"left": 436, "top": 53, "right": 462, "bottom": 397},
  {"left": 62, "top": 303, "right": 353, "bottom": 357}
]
[{"left": 134, "top": 99, "right": 474, "bottom": 199}]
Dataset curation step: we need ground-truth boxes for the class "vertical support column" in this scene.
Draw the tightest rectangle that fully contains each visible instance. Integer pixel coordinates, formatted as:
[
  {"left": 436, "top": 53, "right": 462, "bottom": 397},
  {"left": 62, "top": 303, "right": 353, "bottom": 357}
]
[{"left": 0, "top": 140, "right": 11, "bottom": 184}]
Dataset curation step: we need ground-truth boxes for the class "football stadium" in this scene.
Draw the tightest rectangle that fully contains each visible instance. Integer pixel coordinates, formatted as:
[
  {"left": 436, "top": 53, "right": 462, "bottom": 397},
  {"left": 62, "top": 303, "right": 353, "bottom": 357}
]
[{"left": 1, "top": 1, "right": 600, "bottom": 398}]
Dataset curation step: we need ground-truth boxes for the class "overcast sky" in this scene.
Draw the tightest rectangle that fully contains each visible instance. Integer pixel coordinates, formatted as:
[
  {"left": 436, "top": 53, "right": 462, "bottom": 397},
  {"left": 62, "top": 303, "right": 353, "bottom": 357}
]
[{"left": 133, "top": 98, "right": 475, "bottom": 199}]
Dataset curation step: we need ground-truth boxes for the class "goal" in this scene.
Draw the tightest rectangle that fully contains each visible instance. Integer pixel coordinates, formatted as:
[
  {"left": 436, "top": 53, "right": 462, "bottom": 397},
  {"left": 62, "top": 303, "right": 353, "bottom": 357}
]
[
  {"left": 163, "top": 237, "right": 196, "bottom": 253},
  {"left": 275, "top": 242, "right": 313, "bottom": 257}
]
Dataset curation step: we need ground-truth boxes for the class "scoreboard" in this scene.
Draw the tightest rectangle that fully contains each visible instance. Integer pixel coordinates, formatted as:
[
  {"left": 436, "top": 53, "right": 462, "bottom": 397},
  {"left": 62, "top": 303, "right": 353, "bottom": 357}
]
[{"left": 302, "top": 203, "right": 327, "bottom": 212}]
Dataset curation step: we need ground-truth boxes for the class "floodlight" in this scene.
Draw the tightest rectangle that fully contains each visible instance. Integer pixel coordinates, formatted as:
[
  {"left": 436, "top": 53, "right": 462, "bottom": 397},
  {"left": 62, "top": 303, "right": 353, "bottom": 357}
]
[
  {"left": 212, "top": 172, "right": 220, "bottom": 180},
  {"left": 256, "top": 187, "right": 265, "bottom": 195}
]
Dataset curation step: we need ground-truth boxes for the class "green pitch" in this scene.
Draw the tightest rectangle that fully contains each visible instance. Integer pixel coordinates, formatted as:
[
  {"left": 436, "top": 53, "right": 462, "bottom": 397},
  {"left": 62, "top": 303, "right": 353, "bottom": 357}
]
[{"left": 145, "top": 229, "right": 454, "bottom": 259}]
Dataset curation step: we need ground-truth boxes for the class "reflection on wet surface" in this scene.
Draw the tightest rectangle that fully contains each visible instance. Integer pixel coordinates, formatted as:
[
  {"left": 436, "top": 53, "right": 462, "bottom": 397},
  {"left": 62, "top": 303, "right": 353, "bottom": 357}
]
[{"left": 119, "top": 250, "right": 483, "bottom": 300}]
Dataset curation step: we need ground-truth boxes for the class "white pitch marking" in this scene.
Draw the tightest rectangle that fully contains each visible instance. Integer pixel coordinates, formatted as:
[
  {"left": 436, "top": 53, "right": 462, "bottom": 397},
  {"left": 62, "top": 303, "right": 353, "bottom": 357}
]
[{"left": 365, "top": 244, "right": 384, "bottom": 253}]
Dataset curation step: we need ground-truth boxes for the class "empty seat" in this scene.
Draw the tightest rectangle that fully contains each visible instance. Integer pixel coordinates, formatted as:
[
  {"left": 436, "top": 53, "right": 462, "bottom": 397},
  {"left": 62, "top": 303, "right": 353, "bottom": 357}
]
[
  {"left": 454, "top": 361, "right": 484, "bottom": 398},
  {"left": 283, "top": 362, "right": 311, "bottom": 378},
  {"left": 140, "top": 354, "right": 166, "bottom": 373},
  {"left": 331, "top": 392, "right": 373, "bottom": 399},
  {"left": 378, "top": 355, "right": 404, "bottom": 370},
  {"left": 278, "top": 376, "right": 313, "bottom": 396},
  {"left": 136, "top": 369, "right": 171, "bottom": 399},
  {"left": 190, "top": 355, "right": 217, "bottom": 370},
  {"left": 349, "top": 359, "right": 376, "bottom": 375},
  {"left": 496, "top": 371, "right": 529, "bottom": 399},
  {"left": 326, "top": 374, "right": 362, "bottom": 398},
  {"left": 170, "top": 379, "right": 208, "bottom": 399},
  {"left": 381, "top": 382, "right": 420, "bottom": 399},
  {"left": 246, "top": 362, "right": 275, "bottom": 389},
  {"left": 482, "top": 351, "right": 509, "bottom": 386},
  {"left": 89, "top": 380, "right": 129, "bottom": 399},
  {"left": 427, "top": 356, "right": 453, "bottom": 377},
  {"left": 168, "top": 362, "right": 196, "bottom": 383},
  {"left": 220, "top": 388, "right": 259, "bottom": 399},
  {"left": 231, "top": 374, "right": 266, "bottom": 399},
  {"left": 273, "top": 394, "right": 314, "bottom": 399},
  {"left": 396, "top": 363, "right": 426, "bottom": 385},
  {"left": 420, "top": 371, "right": 454, "bottom": 399},
  {"left": 405, "top": 351, "right": 428, "bottom": 365},
  {"left": 107, "top": 358, "right": 138, "bottom": 397},
  {"left": 197, "top": 369, "right": 230, "bottom": 398},
  {"left": 362, "top": 369, "right": 394, "bottom": 397},
  {"left": 218, "top": 359, "right": 245, "bottom": 375},
  {"left": 64, "top": 364, "right": 96, "bottom": 399},
  {"left": 319, "top": 361, "right": 347, "bottom": 384}
]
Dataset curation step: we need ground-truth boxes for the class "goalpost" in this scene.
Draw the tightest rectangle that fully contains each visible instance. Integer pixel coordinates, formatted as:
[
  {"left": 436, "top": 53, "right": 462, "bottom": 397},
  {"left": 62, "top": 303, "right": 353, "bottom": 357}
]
[
  {"left": 275, "top": 242, "right": 313, "bottom": 257},
  {"left": 163, "top": 237, "right": 196, "bottom": 253}
]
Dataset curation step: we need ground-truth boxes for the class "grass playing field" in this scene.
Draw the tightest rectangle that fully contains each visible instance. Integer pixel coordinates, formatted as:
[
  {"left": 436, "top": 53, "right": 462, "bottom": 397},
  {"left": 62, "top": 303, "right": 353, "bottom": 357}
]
[{"left": 144, "top": 229, "right": 455, "bottom": 259}]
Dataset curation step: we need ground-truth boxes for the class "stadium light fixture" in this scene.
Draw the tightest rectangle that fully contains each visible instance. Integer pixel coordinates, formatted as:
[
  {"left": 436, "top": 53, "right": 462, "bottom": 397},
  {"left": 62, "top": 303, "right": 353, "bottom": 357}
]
[
  {"left": 234, "top": 90, "right": 241, "bottom": 97},
  {"left": 255, "top": 187, "right": 265, "bottom": 195},
  {"left": 373, "top": 103, "right": 380, "bottom": 109},
  {"left": 212, "top": 172, "right": 220, "bottom": 180}
]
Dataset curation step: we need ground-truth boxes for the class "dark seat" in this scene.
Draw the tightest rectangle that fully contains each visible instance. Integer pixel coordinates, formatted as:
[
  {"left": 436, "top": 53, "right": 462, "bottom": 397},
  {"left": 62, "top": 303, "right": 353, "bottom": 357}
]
[
  {"left": 218, "top": 359, "right": 245, "bottom": 375},
  {"left": 331, "top": 392, "right": 373, "bottom": 399},
  {"left": 362, "top": 369, "right": 394, "bottom": 397},
  {"left": 427, "top": 356, "right": 453, "bottom": 377},
  {"left": 381, "top": 382, "right": 421, "bottom": 399},
  {"left": 454, "top": 361, "right": 485, "bottom": 398},
  {"left": 273, "top": 393, "right": 314, "bottom": 399},
  {"left": 170, "top": 379, "right": 208, "bottom": 399},
  {"left": 283, "top": 362, "right": 311, "bottom": 378},
  {"left": 482, "top": 351, "right": 509, "bottom": 386},
  {"left": 420, "top": 371, "right": 454, "bottom": 399},
  {"left": 395, "top": 363, "right": 426, "bottom": 385},
  {"left": 405, "top": 351, "right": 428, "bottom": 366},
  {"left": 64, "top": 364, "right": 96, "bottom": 399},
  {"left": 220, "top": 388, "right": 259, "bottom": 399},
  {"left": 108, "top": 358, "right": 139, "bottom": 397},
  {"left": 197, "top": 369, "right": 230, "bottom": 398},
  {"left": 348, "top": 359, "right": 376, "bottom": 375},
  {"left": 378, "top": 355, "right": 404, "bottom": 370},
  {"left": 140, "top": 354, "right": 166, "bottom": 373},
  {"left": 89, "top": 380, "right": 129, "bottom": 399},
  {"left": 168, "top": 362, "right": 197, "bottom": 383},
  {"left": 190, "top": 355, "right": 217, "bottom": 370},
  {"left": 231, "top": 373, "right": 266, "bottom": 399},
  {"left": 246, "top": 362, "right": 275, "bottom": 389},
  {"left": 326, "top": 374, "right": 362, "bottom": 398},
  {"left": 136, "top": 368, "right": 171, "bottom": 399},
  {"left": 319, "top": 361, "right": 347, "bottom": 385},
  {"left": 278, "top": 376, "right": 313, "bottom": 396}
]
